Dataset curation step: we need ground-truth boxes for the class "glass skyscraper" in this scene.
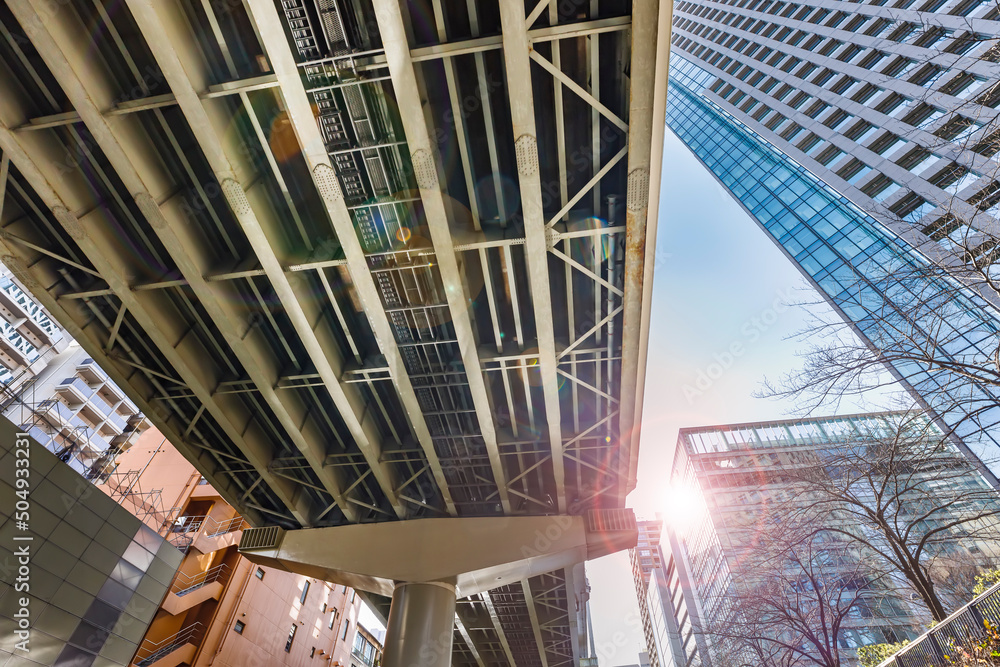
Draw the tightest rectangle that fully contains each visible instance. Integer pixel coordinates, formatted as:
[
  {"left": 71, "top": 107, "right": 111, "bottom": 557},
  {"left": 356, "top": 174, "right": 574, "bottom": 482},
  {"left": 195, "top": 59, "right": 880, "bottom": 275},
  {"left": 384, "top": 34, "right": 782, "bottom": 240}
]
[
  {"left": 665, "top": 21, "right": 1000, "bottom": 475},
  {"left": 670, "top": 0, "right": 1000, "bottom": 239},
  {"left": 663, "top": 412, "right": 1000, "bottom": 665}
]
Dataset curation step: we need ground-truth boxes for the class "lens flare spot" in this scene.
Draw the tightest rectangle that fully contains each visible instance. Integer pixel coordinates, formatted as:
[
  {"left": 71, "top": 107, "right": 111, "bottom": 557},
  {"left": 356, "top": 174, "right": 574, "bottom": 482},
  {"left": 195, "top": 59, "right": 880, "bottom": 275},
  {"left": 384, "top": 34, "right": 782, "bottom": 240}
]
[{"left": 662, "top": 482, "right": 707, "bottom": 537}]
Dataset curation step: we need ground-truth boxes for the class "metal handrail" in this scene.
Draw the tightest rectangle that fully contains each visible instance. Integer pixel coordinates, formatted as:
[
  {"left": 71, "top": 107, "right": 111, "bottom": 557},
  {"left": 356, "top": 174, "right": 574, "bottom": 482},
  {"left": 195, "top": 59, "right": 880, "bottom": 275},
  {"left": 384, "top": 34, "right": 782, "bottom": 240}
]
[
  {"left": 171, "top": 563, "right": 231, "bottom": 596},
  {"left": 170, "top": 515, "right": 206, "bottom": 534},
  {"left": 877, "top": 580, "right": 1000, "bottom": 666},
  {"left": 134, "top": 622, "right": 203, "bottom": 667},
  {"left": 204, "top": 516, "right": 248, "bottom": 537},
  {"left": 169, "top": 514, "right": 246, "bottom": 538},
  {"left": 352, "top": 648, "right": 374, "bottom": 666}
]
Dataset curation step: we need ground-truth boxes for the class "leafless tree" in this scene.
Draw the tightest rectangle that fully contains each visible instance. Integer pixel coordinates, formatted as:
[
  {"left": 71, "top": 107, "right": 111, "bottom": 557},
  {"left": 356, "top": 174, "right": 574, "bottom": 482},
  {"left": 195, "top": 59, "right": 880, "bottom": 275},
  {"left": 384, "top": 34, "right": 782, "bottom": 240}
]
[
  {"left": 707, "top": 523, "right": 905, "bottom": 667},
  {"left": 759, "top": 226, "right": 1000, "bottom": 477},
  {"left": 776, "top": 412, "right": 1000, "bottom": 622}
]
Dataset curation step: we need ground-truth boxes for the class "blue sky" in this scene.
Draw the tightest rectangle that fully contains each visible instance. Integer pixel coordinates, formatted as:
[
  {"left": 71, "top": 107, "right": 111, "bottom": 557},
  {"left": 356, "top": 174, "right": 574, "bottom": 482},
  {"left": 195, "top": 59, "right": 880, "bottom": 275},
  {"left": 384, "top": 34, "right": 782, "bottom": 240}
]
[{"left": 586, "top": 130, "right": 826, "bottom": 663}]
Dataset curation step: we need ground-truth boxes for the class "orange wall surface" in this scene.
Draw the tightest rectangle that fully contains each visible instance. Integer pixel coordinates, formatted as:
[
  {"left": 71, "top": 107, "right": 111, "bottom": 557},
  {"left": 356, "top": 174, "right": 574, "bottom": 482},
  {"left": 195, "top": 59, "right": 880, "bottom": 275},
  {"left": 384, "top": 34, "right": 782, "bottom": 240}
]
[
  {"left": 100, "top": 429, "right": 202, "bottom": 532},
  {"left": 202, "top": 565, "right": 360, "bottom": 667},
  {"left": 110, "top": 427, "right": 370, "bottom": 667}
]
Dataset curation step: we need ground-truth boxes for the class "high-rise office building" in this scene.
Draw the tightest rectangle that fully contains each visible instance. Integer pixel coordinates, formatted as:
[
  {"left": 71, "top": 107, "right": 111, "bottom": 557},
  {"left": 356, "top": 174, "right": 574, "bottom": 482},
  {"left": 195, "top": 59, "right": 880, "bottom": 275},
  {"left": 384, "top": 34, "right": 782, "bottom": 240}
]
[
  {"left": 670, "top": 0, "right": 1000, "bottom": 237},
  {"left": 665, "top": 3, "right": 1000, "bottom": 474},
  {"left": 630, "top": 520, "right": 709, "bottom": 667},
  {"left": 631, "top": 521, "right": 664, "bottom": 667},
  {"left": 663, "top": 412, "right": 1000, "bottom": 665}
]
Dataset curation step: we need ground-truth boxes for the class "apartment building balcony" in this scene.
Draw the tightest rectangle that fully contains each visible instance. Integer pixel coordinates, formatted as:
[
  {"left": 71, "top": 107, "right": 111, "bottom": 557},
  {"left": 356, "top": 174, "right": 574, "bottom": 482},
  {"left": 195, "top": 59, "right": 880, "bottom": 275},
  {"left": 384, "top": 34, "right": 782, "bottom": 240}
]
[
  {"left": 0, "top": 322, "right": 35, "bottom": 370},
  {"left": 110, "top": 430, "right": 142, "bottom": 452},
  {"left": 132, "top": 623, "right": 202, "bottom": 667},
  {"left": 161, "top": 564, "right": 230, "bottom": 616},
  {"left": 168, "top": 513, "right": 247, "bottom": 555},
  {"left": 192, "top": 517, "right": 247, "bottom": 554},
  {"left": 0, "top": 280, "right": 60, "bottom": 348},
  {"left": 98, "top": 409, "right": 129, "bottom": 436},
  {"left": 75, "top": 357, "right": 107, "bottom": 385},
  {"left": 37, "top": 399, "right": 86, "bottom": 431},
  {"left": 55, "top": 376, "right": 94, "bottom": 406},
  {"left": 88, "top": 389, "right": 115, "bottom": 416},
  {"left": 352, "top": 648, "right": 375, "bottom": 667}
]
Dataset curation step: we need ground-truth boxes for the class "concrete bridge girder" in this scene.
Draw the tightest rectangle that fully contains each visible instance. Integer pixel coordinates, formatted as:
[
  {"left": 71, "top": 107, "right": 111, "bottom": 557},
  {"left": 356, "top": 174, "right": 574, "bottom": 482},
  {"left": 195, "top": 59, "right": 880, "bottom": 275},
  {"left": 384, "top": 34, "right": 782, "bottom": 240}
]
[{"left": 239, "top": 514, "right": 637, "bottom": 599}]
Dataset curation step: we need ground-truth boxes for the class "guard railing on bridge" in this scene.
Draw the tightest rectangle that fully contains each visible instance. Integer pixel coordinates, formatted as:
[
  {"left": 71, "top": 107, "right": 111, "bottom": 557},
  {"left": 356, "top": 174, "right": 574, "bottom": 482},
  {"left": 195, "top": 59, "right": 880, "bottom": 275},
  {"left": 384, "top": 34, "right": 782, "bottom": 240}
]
[{"left": 878, "top": 581, "right": 1000, "bottom": 666}]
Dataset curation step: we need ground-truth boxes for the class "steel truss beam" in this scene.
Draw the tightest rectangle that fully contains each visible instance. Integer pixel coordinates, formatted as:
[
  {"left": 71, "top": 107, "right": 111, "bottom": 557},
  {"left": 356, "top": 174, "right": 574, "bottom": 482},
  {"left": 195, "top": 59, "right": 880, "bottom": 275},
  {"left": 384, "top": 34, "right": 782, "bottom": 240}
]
[
  {"left": 7, "top": 0, "right": 361, "bottom": 523},
  {"left": 522, "top": 578, "right": 550, "bottom": 667},
  {"left": 407, "top": 16, "right": 631, "bottom": 62},
  {"left": 454, "top": 614, "right": 487, "bottom": 667},
  {"left": 16, "top": 74, "right": 282, "bottom": 130},
  {"left": 372, "top": 0, "right": 512, "bottom": 515},
  {"left": 481, "top": 592, "right": 518, "bottom": 666},
  {"left": 0, "top": 153, "right": 8, "bottom": 223},
  {"left": 499, "top": 0, "right": 566, "bottom": 514},
  {"left": 0, "top": 94, "right": 299, "bottom": 526},
  {"left": 618, "top": 0, "right": 668, "bottom": 504},
  {"left": 242, "top": 0, "right": 458, "bottom": 516},
  {"left": 51, "top": 227, "right": 627, "bottom": 301},
  {"left": 529, "top": 51, "right": 628, "bottom": 133},
  {"left": 428, "top": 0, "right": 481, "bottom": 230},
  {"left": 118, "top": 0, "right": 404, "bottom": 518}
]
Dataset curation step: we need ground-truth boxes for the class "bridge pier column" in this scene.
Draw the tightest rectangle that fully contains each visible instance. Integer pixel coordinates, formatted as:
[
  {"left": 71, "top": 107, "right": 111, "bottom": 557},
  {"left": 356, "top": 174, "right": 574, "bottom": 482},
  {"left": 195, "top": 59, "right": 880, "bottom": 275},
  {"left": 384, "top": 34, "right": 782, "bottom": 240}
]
[{"left": 382, "top": 581, "right": 456, "bottom": 667}]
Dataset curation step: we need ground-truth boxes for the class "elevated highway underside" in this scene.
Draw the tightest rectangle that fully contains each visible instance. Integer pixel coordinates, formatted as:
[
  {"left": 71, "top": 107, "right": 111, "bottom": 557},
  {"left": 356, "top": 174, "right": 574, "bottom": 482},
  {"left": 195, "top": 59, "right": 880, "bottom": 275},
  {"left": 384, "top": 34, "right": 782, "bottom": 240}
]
[{"left": 0, "top": 0, "right": 669, "bottom": 663}]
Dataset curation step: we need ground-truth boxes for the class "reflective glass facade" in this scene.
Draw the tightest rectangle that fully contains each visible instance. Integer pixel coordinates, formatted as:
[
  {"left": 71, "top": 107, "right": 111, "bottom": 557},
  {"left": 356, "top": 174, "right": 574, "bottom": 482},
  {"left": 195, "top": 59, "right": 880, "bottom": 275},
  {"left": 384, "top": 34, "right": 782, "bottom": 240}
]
[
  {"left": 667, "top": 55, "right": 1000, "bottom": 473},
  {"left": 0, "top": 419, "right": 181, "bottom": 667},
  {"left": 669, "top": 0, "right": 1000, "bottom": 247},
  {"left": 666, "top": 411, "right": 999, "bottom": 664}
]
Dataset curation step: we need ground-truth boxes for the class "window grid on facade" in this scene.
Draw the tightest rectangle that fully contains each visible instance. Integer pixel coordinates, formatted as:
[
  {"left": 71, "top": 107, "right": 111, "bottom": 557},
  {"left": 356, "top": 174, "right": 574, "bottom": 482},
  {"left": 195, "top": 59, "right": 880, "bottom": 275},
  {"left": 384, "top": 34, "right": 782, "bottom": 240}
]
[{"left": 670, "top": 0, "right": 1000, "bottom": 239}]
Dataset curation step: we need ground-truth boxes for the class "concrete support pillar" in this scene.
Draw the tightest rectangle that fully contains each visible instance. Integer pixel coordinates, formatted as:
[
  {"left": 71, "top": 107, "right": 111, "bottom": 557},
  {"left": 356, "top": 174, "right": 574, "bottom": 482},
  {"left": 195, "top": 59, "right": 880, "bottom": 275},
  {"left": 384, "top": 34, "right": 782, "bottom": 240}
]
[{"left": 382, "top": 582, "right": 457, "bottom": 667}]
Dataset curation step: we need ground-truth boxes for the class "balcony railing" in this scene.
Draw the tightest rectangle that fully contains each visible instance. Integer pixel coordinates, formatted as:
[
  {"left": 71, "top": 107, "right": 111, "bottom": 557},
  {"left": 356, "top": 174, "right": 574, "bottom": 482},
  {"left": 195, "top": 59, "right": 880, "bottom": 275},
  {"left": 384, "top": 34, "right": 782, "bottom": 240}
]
[
  {"left": 877, "top": 580, "right": 1000, "bottom": 666},
  {"left": 204, "top": 516, "right": 248, "bottom": 537},
  {"left": 134, "top": 622, "right": 203, "bottom": 667},
  {"left": 55, "top": 376, "right": 94, "bottom": 404},
  {"left": 171, "top": 564, "right": 231, "bottom": 596},
  {"left": 352, "top": 648, "right": 375, "bottom": 666},
  {"left": 170, "top": 514, "right": 248, "bottom": 540},
  {"left": 170, "top": 516, "right": 205, "bottom": 535}
]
